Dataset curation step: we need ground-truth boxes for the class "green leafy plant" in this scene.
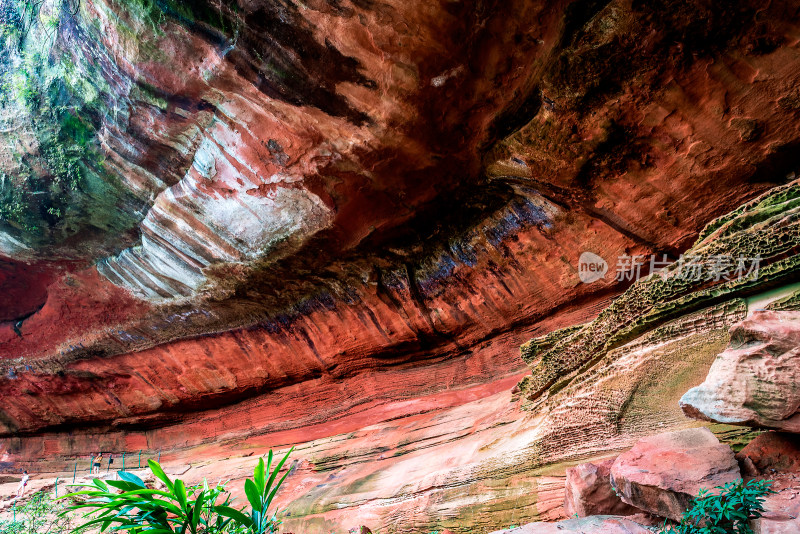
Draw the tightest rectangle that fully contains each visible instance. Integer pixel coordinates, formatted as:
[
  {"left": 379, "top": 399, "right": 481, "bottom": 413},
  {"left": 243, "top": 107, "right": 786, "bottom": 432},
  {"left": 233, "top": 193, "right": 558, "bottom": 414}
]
[
  {"left": 216, "top": 447, "right": 295, "bottom": 534},
  {"left": 0, "top": 491, "right": 73, "bottom": 534},
  {"left": 661, "top": 479, "right": 775, "bottom": 534},
  {"left": 62, "top": 447, "right": 294, "bottom": 534}
]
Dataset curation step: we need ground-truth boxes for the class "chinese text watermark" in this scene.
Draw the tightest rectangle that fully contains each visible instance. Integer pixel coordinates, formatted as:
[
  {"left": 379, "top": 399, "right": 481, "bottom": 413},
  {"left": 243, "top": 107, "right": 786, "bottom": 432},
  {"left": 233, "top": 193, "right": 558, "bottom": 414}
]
[{"left": 579, "top": 253, "right": 761, "bottom": 284}]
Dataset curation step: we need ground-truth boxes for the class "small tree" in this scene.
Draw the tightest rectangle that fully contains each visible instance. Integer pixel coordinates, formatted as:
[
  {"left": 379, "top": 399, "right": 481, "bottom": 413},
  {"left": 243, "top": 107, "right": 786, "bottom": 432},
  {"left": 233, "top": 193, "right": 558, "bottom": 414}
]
[{"left": 662, "top": 479, "right": 775, "bottom": 534}]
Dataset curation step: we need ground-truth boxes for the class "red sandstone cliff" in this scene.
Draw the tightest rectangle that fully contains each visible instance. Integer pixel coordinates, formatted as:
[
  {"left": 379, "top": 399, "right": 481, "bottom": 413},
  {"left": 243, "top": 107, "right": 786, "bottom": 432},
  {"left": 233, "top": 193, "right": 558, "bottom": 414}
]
[{"left": 2, "top": 0, "right": 800, "bottom": 530}]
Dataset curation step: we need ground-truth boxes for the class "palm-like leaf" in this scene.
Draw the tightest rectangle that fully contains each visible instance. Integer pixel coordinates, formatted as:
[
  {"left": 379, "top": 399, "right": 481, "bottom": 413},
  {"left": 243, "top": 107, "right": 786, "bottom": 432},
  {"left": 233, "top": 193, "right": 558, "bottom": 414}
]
[{"left": 63, "top": 448, "right": 294, "bottom": 534}]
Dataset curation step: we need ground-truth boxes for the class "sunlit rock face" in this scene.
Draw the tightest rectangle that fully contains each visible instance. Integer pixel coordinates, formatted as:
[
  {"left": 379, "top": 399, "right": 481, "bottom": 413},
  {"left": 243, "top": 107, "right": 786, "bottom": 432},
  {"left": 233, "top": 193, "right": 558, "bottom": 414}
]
[
  {"left": 97, "top": 134, "right": 335, "bottom": 299},
  {"left": 2, "top": 0, "right": 800, "bottom": 530}
]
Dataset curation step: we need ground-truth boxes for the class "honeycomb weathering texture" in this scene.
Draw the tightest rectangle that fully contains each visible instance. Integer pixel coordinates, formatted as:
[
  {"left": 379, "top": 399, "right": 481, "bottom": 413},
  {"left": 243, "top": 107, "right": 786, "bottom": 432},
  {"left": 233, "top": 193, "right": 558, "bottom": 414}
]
[{"left": 518, "top": 181, "right": 800, "bottom": 406}]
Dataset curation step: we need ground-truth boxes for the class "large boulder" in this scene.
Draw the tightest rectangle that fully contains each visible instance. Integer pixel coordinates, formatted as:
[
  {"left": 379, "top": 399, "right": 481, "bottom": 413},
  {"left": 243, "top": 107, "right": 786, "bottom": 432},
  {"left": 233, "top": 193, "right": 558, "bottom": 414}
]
[
  {"left": 681, "top": 311, "right": 800, "bottom": 432},
  {"left": 610, "top": 428, "right": 741, "bottom": 521},
  {"left": 488, "top": 516, "right": 651, "bottom": 534},
  {"left": 564, "top": 458, "right": 640, "bottom": 517}
]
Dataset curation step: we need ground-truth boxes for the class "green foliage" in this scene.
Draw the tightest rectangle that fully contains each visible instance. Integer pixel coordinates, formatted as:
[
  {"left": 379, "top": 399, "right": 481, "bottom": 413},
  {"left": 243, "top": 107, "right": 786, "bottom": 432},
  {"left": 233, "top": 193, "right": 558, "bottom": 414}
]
[
  {"left": 42, "top": 140, "right": 83, "bottom": 190},
  {"left": 661, "top": 479, "right": 775, "bottom": 534},
  {"left": 0, "top": 0, "right": 109, "bottom": 237},
  {"left": 0, "top": 126, "right": 89, "bottom": 233},
  {"left": 63, "top": 448, "right": 294, "bottom": 534},
  {"left": 0, "top": 173, "right": 32, "bottom": 230},
  {"left": 0, "top": 491, "right": 74, "bottom": 534}
]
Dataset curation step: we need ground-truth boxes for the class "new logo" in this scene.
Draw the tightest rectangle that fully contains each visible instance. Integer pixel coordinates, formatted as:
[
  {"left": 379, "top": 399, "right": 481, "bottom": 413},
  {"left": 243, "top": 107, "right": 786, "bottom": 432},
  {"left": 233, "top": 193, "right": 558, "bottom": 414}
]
[{"left": 578, "top": 251, "right": 608, "bottom": 284}]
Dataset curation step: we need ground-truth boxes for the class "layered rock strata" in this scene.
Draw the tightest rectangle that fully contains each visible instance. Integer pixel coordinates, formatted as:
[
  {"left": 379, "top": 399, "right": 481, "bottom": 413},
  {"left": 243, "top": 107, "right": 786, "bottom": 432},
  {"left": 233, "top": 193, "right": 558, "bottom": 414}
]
[{"left": 2, "top": 0, "right": 800, "bottom": 439}]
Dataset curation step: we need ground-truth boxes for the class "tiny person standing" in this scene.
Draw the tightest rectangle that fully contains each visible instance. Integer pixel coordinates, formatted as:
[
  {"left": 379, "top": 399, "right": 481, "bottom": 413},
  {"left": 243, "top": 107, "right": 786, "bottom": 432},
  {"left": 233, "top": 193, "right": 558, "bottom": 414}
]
[
  {"left": 16, "top": 469, "right": 29, "bottom": 498},
  {"left": 93, "top": 452, "right": 103, "bottom": 475}
]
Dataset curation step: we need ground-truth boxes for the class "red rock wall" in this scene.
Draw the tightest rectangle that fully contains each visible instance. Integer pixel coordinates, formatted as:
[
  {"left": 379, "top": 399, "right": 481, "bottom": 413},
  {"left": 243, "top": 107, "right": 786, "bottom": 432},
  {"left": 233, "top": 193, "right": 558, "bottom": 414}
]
[
  {"left": 2, "top": 0, "right": 800, "bottom": 529},
  {"left": 2, "top": 0, "right": 800, "bottom": 456},
  {"left": 1, "top": 189, "right": 629, "bottom": 437}
]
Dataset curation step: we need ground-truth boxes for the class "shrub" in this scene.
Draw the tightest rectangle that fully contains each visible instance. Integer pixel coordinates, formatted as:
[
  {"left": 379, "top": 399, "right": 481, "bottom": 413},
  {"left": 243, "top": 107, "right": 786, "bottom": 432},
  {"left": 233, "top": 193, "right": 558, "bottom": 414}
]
[
  {"left": 63, "top": 447, "right": 294, "bottom": 534},
  {"left": 661, "top": 479, "right": 775, "bottom": 534},
  {"left": 0, "top": 490, "right": 73, "bottom": 534}
]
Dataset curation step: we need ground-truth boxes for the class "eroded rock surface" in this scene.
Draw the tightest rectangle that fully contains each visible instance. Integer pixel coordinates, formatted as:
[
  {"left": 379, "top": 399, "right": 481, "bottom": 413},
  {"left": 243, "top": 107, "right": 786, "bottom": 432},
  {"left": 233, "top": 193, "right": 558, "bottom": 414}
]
[
  {"left": 510, "top": 180, "right": 800, "bottom": 479},
  {"left": 488, "top": 516, "right": 651, "bottom": 534},
  {"left": 736, "top": 432, "right": 800, "bottom": 475},
  {"left": 1, "top": 0, "right": 800, "bottom": 439},
  {"left": 751, "top": 474, "right": 800, "bottom": 534},
  {"left": 681, "top": 311, "right": 800, "bottom": 431},
  {"left": 2, "top": 0, "right": 800, "bottom": 531},
  {"left": 609, "top": 428, "right": 740, "bottom": 521}
]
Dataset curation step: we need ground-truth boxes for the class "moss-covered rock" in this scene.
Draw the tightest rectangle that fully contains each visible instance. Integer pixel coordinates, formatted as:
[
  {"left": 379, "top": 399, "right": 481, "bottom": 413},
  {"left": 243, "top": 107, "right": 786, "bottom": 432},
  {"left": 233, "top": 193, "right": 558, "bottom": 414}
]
[{"left": 0, "top": 0, "right": 145, "bottom": 254}]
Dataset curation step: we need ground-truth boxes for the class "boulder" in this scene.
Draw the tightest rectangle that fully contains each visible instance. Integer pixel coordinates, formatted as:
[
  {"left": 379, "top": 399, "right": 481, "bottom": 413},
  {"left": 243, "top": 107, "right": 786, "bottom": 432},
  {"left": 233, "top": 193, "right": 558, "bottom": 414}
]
[
  {"left": 681, "top": 311, "right": 800, "bottom": 432},
  {"left": 564, "top": 458, "right": 640, "bottom": 517},
  {"left": 610, "top": 427, "right": 741, "bottom": 521},
  {"left": 736, "top": 433, "right": 800, "bottom": 475},
  {"left": 488, "top": 515, "right": 652, "bottom": 533}
]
